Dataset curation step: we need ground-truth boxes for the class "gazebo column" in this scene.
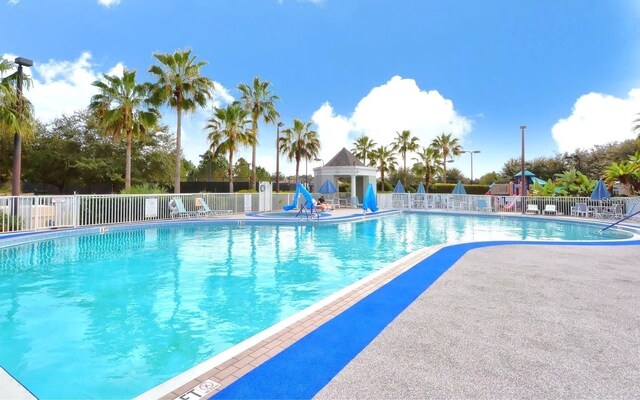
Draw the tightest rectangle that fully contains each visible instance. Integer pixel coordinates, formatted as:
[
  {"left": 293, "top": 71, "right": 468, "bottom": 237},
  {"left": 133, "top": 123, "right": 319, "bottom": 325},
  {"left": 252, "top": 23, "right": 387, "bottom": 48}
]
[{"left": 350, "top": 175, "right": 357, "bottom": 203}]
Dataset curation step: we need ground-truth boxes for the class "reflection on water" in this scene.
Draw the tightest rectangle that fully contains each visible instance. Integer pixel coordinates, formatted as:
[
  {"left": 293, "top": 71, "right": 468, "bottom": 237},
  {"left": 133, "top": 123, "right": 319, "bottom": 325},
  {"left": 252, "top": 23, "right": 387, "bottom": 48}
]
[{"left": 0, "top": 215, "right": 631, "bottom": 398}]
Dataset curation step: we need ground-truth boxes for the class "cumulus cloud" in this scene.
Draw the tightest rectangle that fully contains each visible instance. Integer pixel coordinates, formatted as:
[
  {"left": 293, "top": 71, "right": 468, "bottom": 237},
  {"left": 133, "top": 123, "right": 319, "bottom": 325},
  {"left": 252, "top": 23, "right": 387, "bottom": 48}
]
[
  {"left": 552, "top": 89, "right": 640, "bottom": 152},
  {"left": 311, "top": 75, "right": 472, "bottom": 165},
  {"left": 7, "top": 0, "right": 20, "bottom": 5},
  {"left": 98, "top": 0, "right": 121, "bottom": 7}
]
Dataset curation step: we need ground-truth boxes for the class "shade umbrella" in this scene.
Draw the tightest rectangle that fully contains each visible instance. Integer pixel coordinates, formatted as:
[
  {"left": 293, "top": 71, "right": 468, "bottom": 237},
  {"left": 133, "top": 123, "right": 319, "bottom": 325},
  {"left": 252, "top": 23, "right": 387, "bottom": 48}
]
[
  {"left": 393, "top": 181, "right": 406, "bottom": 193},
  {"left": 318, "top": 179, "right": 337, "bottom": 194},
  {"left": 416, "top": 182, "right": 426, "bottom": 194},
  {"left": 452, "top": 181, "right": 466, "bottom": 195},
  {"left": 590, "top": 179, "right": 610, "bottom": 201}
]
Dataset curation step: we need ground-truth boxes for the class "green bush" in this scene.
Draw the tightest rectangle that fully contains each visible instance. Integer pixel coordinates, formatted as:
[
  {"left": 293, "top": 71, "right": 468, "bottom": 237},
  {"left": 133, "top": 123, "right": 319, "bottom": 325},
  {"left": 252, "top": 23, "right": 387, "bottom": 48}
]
[
  {"left": 0, "top": 211, "right": 23, "bottom": 232},
  {"left": 237, "top": 189, "right": 257, "bottom": 193},
  {"left": 120, "top": 184, "right": 168, "bottom": 194}
]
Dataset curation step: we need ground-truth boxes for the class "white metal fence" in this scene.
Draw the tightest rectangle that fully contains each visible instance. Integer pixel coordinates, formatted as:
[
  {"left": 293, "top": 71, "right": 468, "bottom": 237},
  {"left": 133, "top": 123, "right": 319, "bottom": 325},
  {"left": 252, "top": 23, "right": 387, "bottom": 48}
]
[
  {"left": 3, "top": 192, "right": 639, "bottom": 235},
  {"left": 0, "top": 193, "right": 258, "bottom": 234},
  {"left": 377, "top": 193, "right": 640, "bottom": 219}
]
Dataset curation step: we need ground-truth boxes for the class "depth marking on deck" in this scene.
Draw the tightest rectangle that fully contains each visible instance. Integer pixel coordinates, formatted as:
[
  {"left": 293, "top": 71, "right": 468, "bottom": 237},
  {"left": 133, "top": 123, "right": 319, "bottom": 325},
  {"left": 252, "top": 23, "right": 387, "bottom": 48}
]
[{"left": 173, "top": 379, "right": 221, "bottom": 400}]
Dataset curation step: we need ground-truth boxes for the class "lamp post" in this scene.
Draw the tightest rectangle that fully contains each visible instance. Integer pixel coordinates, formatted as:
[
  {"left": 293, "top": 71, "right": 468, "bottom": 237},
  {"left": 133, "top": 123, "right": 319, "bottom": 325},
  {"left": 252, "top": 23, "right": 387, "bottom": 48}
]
[
  {"left": 275, "top": 122, "right": 284, "bottom": 192},
  {"left": 460, "top": 150, "right": 481, "bottom": 183},
  {"left": 315, "top": 158, "right": 324, "bottom": 166},
  {"left": 12, "top": 56, "right": 33, "bottom": 197},
  {"left": 520, "top": 125, "right": 527, "bottom": 214}
]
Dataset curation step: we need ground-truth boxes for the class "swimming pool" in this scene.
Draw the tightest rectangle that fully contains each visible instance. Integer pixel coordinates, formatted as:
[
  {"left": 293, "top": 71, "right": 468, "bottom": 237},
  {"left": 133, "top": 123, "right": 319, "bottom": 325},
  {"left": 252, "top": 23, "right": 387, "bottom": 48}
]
[{"left": 0, "top": 213, "right": 634, "bottom": 398}]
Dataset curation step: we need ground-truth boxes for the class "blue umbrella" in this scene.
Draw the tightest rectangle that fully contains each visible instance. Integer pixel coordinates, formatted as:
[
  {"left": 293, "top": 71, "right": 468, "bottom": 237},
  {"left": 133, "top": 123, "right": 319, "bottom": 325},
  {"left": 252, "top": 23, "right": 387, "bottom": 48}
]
[
  {"left": 393, "top": 181, "right": 406, "bottom": 193},
  {"left": 416, "top": 182, "right": 426, "bottom": 194},
  {"left": 590, "top": 179, "right": 610, "bottom": 200},
  {"left": 318, "top": 179, "right": 337, "bottom": 194},
  {"left": 452, "top": 181, "right": 467, "bottom": 195}
]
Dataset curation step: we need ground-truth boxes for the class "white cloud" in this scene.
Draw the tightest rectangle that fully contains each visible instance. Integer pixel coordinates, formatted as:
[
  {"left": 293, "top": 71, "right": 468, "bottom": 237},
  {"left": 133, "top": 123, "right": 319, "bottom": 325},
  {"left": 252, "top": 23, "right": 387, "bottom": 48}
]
[
  {"left": 24, "top": 52, "right": 103, "bottom": 122},
  {"left": 7, "top": 0, "right": 20, "bottom": 5},
  {"left": 98, "top": 0, "right": 121, "bottom": 7},
  {"left": 311, "top": 75, "right": 472, "bottom": 166},
  {"left": 551, "top": 89, "right": 640, "bottom": 152}
]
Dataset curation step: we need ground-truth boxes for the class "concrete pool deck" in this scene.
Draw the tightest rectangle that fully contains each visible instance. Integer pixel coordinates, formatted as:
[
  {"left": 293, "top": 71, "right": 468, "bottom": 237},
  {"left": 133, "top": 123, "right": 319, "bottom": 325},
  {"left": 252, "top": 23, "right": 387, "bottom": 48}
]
[
  {"left": 316, "top": 244, "right": 640, "bottom": 399},
  {"left": 156, "top": 235, "right": 640, "bottom": 399}
]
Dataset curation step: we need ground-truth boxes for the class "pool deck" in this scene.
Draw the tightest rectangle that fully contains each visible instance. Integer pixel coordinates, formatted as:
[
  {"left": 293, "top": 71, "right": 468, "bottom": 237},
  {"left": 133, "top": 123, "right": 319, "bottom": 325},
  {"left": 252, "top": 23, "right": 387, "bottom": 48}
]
[{"left": 145, "top": 210, "right": 640, "bottom": 400}]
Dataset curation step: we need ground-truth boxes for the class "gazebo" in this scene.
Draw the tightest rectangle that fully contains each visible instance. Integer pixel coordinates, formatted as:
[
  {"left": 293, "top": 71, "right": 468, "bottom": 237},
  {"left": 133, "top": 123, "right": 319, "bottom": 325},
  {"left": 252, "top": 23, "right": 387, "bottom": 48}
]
[{"left": 313, "top": 148, "right": 378, "bottom": 205}]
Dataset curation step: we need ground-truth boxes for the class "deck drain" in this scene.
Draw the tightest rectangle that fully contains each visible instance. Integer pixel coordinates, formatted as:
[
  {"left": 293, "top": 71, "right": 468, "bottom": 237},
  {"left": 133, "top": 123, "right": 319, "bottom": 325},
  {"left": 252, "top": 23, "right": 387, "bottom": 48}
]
[{"left": 173, "top": 379, "right": 221, "bottom": 400}]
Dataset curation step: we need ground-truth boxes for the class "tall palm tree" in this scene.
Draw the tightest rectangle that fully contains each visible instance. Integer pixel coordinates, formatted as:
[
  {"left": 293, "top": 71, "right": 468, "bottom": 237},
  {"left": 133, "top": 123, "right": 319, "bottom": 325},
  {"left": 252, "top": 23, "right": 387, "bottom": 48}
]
[
  {"left": 207, "top": 102, "right": 253, "bottom": 193},
  {"left": 89, "top": 70, "right": 160, "bottom": 190},
  {"left": 430, "top": 132, "right": 462, "bottom": 183},
  {"left": 279, "top": 119, "right": 320, "bottom": 184},
  {"left": 412, "top": 146, "right": 442, "bottom": 193},
  {"left": 148, "top": 49, "right": 214, "bottom": 193},
  {"left": 351, "top": 135, "right": 377, "bottom": 166},
  {"left": 1, "top": 58, "right": 35, "bottom": 194},
  {"left": 391, "top": 130, "right": 419, "bottom": 174},
  {"left": 238, "top": 76, "right": 279, "bottom": 190},
  {"left": 371, "top": 145, "right": 397, "bottom": 191}
]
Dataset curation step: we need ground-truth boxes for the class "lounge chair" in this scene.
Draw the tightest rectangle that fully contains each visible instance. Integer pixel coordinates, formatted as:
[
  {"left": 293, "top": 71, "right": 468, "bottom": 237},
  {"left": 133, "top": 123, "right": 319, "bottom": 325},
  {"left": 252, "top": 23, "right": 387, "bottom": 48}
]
[
  {"left": 169, "top": 198, "right": 197, "bottom": 219},
  {"left": 525, "top": 204, "right": 540, "bottom": 214},
  {"left": 601, "top": 204, "right": 623, "bottom": 219},
  {"left": 195, "top": 197, "right": 232, "bottom": 217},
  {"left": 351, "top": 196, "right": 361, "bottom": 208},
  {"left": 570, "top": 202, "right": 589, "bottom": 217},
  {"left": 543, "top": 204, "right": 557, "bottom": 215},
  {"left": 476, "top": 199, "right": 491, "bottom": 212}
]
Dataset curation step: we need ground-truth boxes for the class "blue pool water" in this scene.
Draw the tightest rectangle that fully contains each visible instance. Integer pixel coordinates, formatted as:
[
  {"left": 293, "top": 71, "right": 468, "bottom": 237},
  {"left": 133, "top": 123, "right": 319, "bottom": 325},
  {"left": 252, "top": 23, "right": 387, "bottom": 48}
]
[{"left": 0, "top": 214, "right": 632, "bottom": 398}]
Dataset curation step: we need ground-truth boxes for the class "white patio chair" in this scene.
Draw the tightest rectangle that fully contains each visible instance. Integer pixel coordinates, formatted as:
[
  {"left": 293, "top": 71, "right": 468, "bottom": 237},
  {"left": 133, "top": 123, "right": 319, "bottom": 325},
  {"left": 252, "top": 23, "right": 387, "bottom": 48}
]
[
  {"left": 543, "top": 204, "right": 557, "bottom": 215},
  {"left": 525, "top": 204, "right": 540, "bottom": 214}
]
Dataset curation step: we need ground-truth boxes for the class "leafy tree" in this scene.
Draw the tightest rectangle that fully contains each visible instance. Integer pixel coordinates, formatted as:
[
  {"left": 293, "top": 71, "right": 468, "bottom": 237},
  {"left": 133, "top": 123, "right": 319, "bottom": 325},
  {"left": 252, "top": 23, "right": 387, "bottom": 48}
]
[
  {"left": 351, "top": 135, "right": 377, "bottom": 166},
  {"left": 238, "top": 76, "right": 279, "bottom": 190},
  {"left": 1, "top": 57, "right": 35, "bottom": 193},
  {"left": 430, "top": 133, "right": 461, "bottom": 182},
  {"left": 207, "top": 102, "right": 253, "bottom": 193},
  {"left": 256, "top": 166, "right": 271, "bottom": 182},
  {"left": 148, "top": 49, "right": 214, "bottom": 193},
  {"left": 446, "top": 167, "right": 466, "bottom": 184},
  {"left": 233, "top": 157, "right": 251, "bottom": 182},
  {"left": 188, "top": 152, "right": 229, "bottom": 181},
  {"left": 604, "top": 153, "right": 640, "bottom": 194},
  {"left": 554, "top": 167, "right": 595, "bottom": 196},
  {"left": 370, "top": 145, "right": 397, "bottom": 191},
  {"left": 478, "top": 171, "right": 504, "bottom": 185},
  {"left": 530, "top": 179, "right": 558, "bottom": 197},
  {"left": 412, "top": 146, "right": 442, "bottom": 192},
  {"left": 89, "top": 69, "right": 160, "bottom": 190},
  {"left": 279, "top": 119, "right": 320, "bottom": 184},
  {"left": 391, "top": 130, "right": 419, "bottom": 176}
]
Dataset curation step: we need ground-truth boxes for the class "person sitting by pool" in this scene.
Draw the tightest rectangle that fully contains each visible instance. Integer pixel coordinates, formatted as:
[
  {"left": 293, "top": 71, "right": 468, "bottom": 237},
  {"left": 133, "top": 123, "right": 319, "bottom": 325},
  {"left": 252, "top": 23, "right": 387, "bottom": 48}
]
[{"left": 315, "top": 196, "right": 331, "bottom": 211}]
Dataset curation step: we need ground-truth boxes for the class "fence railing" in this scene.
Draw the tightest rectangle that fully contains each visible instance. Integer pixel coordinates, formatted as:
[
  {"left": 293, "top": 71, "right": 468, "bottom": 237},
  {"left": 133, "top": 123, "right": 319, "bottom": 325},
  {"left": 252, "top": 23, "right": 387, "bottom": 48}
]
[
  {"left": 3, "top": 192, "right": 639, "bottom": 235},
  {"left": 0, "top": 193, "right": 258, "bottom": 234},
  {"left": 377, "top": 193, "right": 640, "bottom": 219}
]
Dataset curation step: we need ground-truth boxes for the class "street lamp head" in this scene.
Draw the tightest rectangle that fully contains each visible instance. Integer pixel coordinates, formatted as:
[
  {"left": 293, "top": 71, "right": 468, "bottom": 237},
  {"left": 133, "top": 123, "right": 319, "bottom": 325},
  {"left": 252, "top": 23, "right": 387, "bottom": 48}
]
[
  {"left": 520, "top": 125, "right": 527, "bottom": 130},
  {"left": 277, "top": 122, "right": 284, "bottom": 127},
  {"left": 472, "top": 150, "right": 481, "bottom": 154},
  {"left": 15, "top": 57, "right": 33, "bottom": 67}
]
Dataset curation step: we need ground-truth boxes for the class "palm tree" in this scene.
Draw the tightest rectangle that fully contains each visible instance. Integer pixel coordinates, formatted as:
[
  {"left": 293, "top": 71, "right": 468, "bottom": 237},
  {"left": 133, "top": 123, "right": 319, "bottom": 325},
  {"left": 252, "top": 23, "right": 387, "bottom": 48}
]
[
  {"left": 351, "top": 135, "right": 377, "bottom": 166},
  {"left": 238, "top": 76, "right": 279, "bottom": 190},
  {"left": 604, "top": 153, "right": 640, "bottom": 194},
  {"left": 1, "top": 58, "right": 35, "bottom": 194},
  {"left": 430, "top": 133, "right": 462, "bottom": 183},
  {"left": 207, "top": 102, "right": 253, "bottom": 193},
  {"left": 148, "top": 49, "right": 214, "bottom": 193},
  {"left": 371, "top": 145, "right": 397, "bottom": 191},
  {"left": 391, "top": 130, "right": 419, "bottom": 175},
  {"left": 412, "top": 146, "right": 442, "bottom": 193},
  {"left": 89, "top": 70, "right": 160, "bottom": 190},
  {"left": 279, "top": 119, "right": 320, "bottom": 184}
]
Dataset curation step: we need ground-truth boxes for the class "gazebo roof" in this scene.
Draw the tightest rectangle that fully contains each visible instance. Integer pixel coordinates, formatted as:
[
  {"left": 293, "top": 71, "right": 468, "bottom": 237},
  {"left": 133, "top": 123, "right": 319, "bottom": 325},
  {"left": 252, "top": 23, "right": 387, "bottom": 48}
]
[{"left": 325, "top": 148, "right": 366, "bottom": 167}]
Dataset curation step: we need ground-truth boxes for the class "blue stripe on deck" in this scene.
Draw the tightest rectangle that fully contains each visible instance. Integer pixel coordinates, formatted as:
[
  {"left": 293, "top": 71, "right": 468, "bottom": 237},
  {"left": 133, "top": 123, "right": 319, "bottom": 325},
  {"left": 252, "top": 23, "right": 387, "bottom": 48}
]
[{"left": 214, "top": 239, "right": 640, "bottom": 399}]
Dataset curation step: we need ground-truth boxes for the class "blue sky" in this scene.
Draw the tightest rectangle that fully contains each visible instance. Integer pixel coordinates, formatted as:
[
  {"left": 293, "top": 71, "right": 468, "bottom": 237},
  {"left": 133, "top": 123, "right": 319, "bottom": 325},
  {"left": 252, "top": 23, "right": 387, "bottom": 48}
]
[{"left": 2, "top": 0, "right": 639, "bottom": 180}]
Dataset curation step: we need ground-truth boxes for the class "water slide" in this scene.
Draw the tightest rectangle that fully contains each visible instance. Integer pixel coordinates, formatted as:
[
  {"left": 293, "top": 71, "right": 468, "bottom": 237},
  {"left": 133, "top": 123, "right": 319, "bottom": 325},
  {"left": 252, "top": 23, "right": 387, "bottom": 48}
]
[
  {"left": 362, "top": 183, "right": 379, "bottom": 213},
  {"left": 283, "top": 183, "right": 314, "bottom": 211}
]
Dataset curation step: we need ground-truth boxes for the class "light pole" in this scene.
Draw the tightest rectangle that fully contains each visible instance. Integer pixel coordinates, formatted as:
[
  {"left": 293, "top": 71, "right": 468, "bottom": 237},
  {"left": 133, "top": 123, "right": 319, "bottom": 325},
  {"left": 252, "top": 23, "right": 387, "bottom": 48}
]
[
  {"left": 12, "top": 56, "right": 33, "bottom": 197},
  {"left": 460, "top": 150, "right": 480, "bottom": 183},
  {"left": 520, "top": 125, "right": 527, "bottom": 214},
  {"left": 315, "top": 158, "right": 324, "bottom": 166},
  {"left": 275, "top": 122, "right": 284, "bottom": 192}
]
